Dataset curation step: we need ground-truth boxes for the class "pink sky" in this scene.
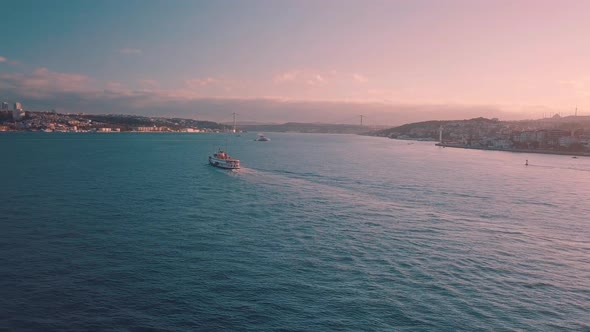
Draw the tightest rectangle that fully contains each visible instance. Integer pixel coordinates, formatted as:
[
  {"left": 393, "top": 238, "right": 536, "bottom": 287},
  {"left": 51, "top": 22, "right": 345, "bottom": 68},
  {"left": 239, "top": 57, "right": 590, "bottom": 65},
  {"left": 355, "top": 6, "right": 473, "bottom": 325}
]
[{"left": 1, "top": 1, "right": 590, "bottom": 122}]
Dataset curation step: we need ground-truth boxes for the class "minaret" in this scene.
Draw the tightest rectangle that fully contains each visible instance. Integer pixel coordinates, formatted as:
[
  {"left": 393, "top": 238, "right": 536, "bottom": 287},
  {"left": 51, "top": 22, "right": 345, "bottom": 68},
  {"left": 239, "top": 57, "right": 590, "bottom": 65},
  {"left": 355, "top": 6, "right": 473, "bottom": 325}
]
[
  {"left": 359, "top": 114, "right": 364, "bottom": 126},
  {"left": 232, "top": 112, "right": 237, "bottom": 133},
  {"left": 439, "top": 125, "right": 443, "bottom": 144}
]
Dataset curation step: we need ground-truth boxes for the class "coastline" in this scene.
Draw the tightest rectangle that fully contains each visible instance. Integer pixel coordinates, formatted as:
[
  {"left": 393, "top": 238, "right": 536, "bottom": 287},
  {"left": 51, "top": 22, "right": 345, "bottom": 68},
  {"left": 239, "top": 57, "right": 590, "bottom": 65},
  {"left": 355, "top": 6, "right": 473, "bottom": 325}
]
[{"left": 435, "top": 142, "right": 590, "bottom": 157}]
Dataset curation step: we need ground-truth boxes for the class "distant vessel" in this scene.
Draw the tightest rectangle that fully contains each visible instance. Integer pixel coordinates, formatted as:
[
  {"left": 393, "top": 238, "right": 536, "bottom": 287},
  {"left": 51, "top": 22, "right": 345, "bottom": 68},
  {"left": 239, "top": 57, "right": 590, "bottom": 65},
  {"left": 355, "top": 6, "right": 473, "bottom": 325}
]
[
  {"left": 209, "top": 149, "right": 240, "bottom": 169},
  {"left": 255, "top": 133, "right": 270, "bottom": 141}
]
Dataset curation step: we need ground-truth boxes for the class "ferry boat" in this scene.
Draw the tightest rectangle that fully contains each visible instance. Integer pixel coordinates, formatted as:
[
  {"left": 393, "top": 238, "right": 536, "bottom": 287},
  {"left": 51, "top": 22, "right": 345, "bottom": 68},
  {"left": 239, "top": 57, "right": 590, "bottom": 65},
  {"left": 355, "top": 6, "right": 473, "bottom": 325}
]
[
  {"left": 208, "top": 112, "right": 241, "bottom": 169},
  {"left": 209, "top": 149, "right": 240, "bottom": 169},
  {"left": 254, "top": 133, "right": 270, "bottom": 141}
]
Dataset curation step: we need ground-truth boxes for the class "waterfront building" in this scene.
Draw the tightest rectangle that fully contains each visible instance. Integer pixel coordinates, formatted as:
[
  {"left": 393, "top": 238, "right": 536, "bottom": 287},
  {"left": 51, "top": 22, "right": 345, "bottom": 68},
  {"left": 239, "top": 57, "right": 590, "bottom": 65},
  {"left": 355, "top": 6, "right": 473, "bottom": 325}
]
[
  {"left": 14, "top": 102, "right": 22, "bottom": 111},
  {"left": 521, "top": 131, "right": 536, "bottom": 143},
  {"left": 546, "top": 129, "right": 570, "bottom": 146},
  {"left": 559, "top": 136, "right": 578, "bottom": 147},
  {"left": 573, "top": 128, "right": 585, "bottom": 137},
  {"left": 136, "top": 126, "right": 153, "bottom": 132},
  {"left": 491, "top": 139, "right": 512, "bottom": 149},
  {"left": 135, "top": 126, "right": 168, "bottom": 132},
  {"left": 534, "top": 130, "right": 547, "bottom": 142},
  {"left": 1, "top": 102, "right": 8, "bottom": 110},
  {"left": 96, "top": 128, "right": 119, "bottom": 132},
  {"left": 12, "top": 109, "right": 25, "bottom": 121}
]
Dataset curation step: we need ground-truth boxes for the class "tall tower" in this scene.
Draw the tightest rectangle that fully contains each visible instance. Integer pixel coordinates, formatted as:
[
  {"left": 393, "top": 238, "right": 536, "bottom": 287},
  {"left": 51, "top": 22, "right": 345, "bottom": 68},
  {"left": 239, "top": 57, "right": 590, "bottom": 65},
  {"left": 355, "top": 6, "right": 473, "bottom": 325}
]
[{"left": 439, "top": 125, "right": 443, "bottom": 144}]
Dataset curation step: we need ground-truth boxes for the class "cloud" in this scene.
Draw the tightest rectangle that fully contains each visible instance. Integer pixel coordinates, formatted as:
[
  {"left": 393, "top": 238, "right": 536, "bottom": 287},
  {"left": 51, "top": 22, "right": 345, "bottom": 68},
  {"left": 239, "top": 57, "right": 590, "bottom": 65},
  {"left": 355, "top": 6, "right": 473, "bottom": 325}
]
[
  {"left": 558, "top": 78, "right": 590, "bottom": 90},
  {"left": 0, "top": 67, "right": 535, "bottom": 125},
  {"left": 183, "top": 77, "right": 235, "bottom": 96},
  {"left": 105, "top": 81, "right": 126, "bottom": 91},
  {"left": 0, "top": 86, "right": 523, "bottom": 125},
  {"left": 118, "top": 48, "right": 143, "bottom": 55},
  {"left": 185, "top": 77, "right": 218, "bottom": 88},
  {"left": 274, "top": 70, "right": 300, "bottom": 83},
  {"left": 306, "top": 74, "right": 326, "bottom": 86},
  {"left": 274, "top": 70, "right": 329, "bottom": 86},
  {"left": 353, "top": 74, "right": 368, "bottom": 83},
  {"left": 138, "top": 79, "right": 160, "bottom": 89},
  {"left": 558, "top": 77, "right": 590, "bottom": 98},
  {"left": 0, "top": 56, "right": 21, "bottom": 66},
  {"left": 275, "top": 69, "right": 370, "bottom": 86},
  {"left": 0, "top": 67, "right": 92, "bottom": 98}
]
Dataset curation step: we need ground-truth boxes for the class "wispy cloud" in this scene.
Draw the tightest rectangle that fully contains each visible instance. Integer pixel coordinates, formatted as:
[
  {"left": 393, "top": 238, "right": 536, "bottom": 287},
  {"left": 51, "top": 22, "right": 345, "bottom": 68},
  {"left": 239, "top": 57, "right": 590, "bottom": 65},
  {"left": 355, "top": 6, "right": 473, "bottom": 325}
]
[
  {"left": 558, "top": 77, "right": 590, "bottom": 97},
  {"left": 558, "top": 78, "right": 589, "bottom": 89},
  {"left": 352, "top": 74, "right": 368, "bottom": 83},
  {"left": 274, "top": 70, "right": 329, "bottom": 86},
  {"left": 275, "top": 69, "right": 371, "bottom": 86},
  {"left": 307, "top": 74, "right": 325, "bottom": 86},
  {"left": 118, "top": 48, "right": 143, "bottom": 55},
  {"left": 274, "top": 70, "right": 300, "bottom": 83},
  {"left": 0, "top": 80, "right": 524, "bottom": 124},
  {"left": 0, "top": 67, "right": 92, "bottom": 98},
  {"left": 0, "top": 66, "right": 532, "bottom": 124},
  {"left": 138, "top": 79, "right": 160, "bottom": 89},
  {"left": 185, "top": 77, "right": 218, "bottom": 88},
  {"left": 0, "top": 56, "right": 6, "bottom": 62},
  {"left": 105, "top": 81, "right": 126, "bottom": 91},
  {"left": 183, "top": 77, "right": 236, "bottom": 96}
]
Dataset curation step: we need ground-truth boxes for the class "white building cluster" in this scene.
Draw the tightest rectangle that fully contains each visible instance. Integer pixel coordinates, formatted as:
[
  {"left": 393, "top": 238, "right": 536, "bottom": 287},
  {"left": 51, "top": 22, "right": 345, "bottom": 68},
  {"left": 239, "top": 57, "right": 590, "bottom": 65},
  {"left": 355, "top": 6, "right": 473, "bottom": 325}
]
[
  {"left": 1, "top": 100, "right": 25, "bottom": 121},
  {"left": 511, "top": 129, "right": 590, "bottom": 149}
]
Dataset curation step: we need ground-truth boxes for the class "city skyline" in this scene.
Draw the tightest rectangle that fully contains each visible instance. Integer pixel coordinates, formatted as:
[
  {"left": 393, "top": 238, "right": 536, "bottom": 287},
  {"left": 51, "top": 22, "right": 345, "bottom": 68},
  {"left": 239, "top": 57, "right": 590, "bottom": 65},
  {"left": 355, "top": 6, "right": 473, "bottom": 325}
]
[{"left": 1, "top": 0, "right": 590, "bottom": 124}]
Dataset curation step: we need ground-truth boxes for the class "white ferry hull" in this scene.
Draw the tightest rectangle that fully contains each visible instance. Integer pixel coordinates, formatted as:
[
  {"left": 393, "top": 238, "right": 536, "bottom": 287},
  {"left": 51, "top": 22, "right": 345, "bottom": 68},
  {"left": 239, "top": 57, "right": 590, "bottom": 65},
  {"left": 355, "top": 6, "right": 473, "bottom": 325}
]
[{"left": 209, "top": 156, "right": 240, "bottom": 169}]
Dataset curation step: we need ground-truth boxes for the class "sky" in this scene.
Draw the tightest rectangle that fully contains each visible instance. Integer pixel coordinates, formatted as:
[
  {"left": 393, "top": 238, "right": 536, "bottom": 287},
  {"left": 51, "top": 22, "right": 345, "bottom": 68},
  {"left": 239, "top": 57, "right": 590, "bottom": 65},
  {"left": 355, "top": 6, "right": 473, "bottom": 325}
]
[{"left": 1, "top": 0, "right": 589, "bottom": 124}]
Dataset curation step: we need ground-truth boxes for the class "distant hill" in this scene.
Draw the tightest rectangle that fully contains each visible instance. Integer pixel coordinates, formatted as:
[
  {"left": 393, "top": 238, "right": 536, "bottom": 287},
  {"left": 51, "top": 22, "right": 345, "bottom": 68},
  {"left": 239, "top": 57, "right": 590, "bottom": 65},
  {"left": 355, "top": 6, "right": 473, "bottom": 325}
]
[
  {"left": 239, "top": 122, "right": 386, "bottom": 134},
  {"left": 80, "top": 114, "right": 226, "bottom": 130},
  {"left": 365, "top": 115, "right": 590, "bottom": 140},
  {"left": 365, "top": 117, "right": 508, "bottom": 140}
]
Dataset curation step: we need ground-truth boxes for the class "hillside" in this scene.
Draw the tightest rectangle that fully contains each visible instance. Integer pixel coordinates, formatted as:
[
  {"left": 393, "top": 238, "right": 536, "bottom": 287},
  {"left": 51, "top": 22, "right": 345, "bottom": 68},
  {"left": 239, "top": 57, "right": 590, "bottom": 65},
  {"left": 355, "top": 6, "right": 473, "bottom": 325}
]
[
  {"left": 366, "top": 116, "right": 590, "bottom": 140},
  {"left": 240, "top": 122, "right": 377, "bottom": 134},
  {"left": 80, "top": 114, "right": 226, "bottom": 131}
]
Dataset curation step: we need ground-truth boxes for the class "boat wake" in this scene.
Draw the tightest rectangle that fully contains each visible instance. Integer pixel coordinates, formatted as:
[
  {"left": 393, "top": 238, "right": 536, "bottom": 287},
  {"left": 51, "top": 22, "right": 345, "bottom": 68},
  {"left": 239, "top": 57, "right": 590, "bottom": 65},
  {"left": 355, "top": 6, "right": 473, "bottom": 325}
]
[{"left": 239, "top": 167, "right": 449, "bottom": 220}]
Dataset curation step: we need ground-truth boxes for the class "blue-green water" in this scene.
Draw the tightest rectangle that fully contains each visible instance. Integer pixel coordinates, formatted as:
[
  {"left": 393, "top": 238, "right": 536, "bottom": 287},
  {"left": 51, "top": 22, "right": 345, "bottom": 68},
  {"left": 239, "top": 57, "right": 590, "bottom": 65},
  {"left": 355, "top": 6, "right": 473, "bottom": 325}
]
[{"left": 1, "top": 132, "right": 589, "bottom": 331}]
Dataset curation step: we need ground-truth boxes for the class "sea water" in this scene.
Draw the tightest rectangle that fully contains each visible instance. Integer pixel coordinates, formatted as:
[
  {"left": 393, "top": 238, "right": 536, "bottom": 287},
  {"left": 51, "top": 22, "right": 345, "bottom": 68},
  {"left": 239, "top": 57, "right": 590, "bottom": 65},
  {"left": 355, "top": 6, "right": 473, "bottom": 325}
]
[{"left": 1, "top": 132, "right": 588, "bottom": 331}]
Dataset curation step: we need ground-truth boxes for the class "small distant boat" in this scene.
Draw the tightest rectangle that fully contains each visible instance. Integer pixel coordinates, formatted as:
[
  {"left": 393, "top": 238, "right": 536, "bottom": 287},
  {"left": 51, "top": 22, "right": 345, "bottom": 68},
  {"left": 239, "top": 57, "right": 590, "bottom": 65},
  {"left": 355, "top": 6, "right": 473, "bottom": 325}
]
[
  {"left": 209, "top": 149, "right": 240, "bottom": 169},
  {"left": 254, "top": 133, "right": 270, "bottom": 141}
]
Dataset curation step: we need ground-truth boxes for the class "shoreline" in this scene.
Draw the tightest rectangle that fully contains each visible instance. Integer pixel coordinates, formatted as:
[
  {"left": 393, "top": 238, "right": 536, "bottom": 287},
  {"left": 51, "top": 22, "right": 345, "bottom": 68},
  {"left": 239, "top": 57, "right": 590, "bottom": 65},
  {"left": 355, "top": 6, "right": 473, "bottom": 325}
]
[{"left": 435, "top": 142, "right": 590, "bottom": 157}]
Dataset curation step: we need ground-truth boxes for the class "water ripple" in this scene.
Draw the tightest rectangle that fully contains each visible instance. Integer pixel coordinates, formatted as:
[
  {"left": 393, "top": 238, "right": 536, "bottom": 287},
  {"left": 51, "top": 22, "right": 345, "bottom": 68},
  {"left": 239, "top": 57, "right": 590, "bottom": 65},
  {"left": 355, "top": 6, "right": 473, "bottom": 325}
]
[{"left": 1, "top": 133, "right": 588, "bottom": 331}]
